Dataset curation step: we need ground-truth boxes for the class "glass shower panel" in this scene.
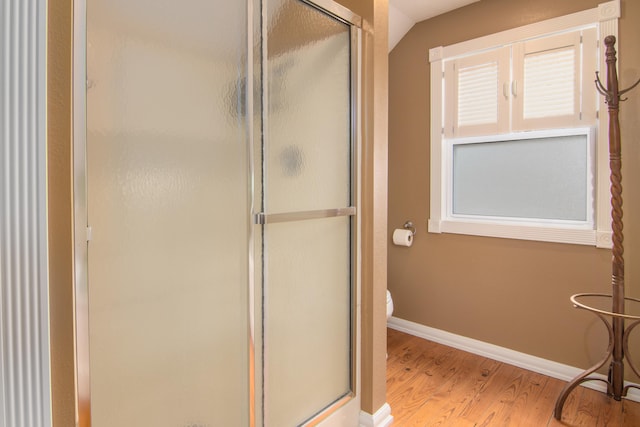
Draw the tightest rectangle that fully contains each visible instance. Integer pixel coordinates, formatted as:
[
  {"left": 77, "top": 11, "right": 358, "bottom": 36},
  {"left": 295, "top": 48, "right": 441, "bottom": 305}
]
[
  {"left": 86, "top": 1, "right": 250, "bottom": 426},
  {"left": 264, "top": 0, "right": 353, "bottom": 425},
  {"left": 265, "top": 0, "right": 351, "bottom": 214},
  {"left": 265, "top": 217, "right": 351, "bottom": 426}
]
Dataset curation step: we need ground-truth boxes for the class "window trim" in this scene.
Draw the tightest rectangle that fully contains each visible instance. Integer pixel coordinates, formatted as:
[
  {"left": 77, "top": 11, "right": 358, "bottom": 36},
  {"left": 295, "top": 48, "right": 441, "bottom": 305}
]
[{"left": 428, "top": 0, "right": 620, "bottom": 247}]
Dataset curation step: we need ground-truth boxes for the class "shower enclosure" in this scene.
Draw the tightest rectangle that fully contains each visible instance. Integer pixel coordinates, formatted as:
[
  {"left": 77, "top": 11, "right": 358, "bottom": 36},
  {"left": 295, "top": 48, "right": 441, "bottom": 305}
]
[{"left": 73, "top": 0, "right": 361, "bottom": 425}]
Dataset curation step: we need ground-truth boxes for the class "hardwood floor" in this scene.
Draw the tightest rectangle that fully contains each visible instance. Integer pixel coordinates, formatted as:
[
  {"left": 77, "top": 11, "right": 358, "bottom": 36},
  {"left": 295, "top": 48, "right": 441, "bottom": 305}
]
[{"left": 386, "top": 328, "right": 640, "bottom": 426}]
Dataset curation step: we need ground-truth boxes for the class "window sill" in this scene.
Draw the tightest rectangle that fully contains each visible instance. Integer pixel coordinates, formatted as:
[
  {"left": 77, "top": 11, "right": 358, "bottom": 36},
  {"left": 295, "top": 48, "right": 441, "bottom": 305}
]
[{"left": 428, "top": 218, "right": 612, "bottom": 248}]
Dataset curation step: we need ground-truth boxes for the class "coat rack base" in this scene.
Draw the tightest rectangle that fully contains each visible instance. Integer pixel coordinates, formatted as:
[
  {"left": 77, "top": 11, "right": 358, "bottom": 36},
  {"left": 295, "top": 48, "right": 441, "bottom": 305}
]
[{"left": 553, "top": 293, "right": 640, "bottom": 420}]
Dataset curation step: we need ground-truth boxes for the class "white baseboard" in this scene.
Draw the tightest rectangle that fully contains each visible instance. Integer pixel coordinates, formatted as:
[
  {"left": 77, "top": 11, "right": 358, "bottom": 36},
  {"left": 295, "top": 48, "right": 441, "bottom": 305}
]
[
  {"left": 359, "top": 402, "right": 393, "bottom": 427},
  {"left": 387, "top": 316, "right": 640, "bottom": 403}
]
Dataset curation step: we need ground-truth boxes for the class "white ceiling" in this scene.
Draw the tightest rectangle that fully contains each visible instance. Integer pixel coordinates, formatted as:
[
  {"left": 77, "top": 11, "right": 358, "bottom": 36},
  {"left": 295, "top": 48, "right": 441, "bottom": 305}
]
[{"left": 389, "top": 0, "right": 480, "bottom": 51}]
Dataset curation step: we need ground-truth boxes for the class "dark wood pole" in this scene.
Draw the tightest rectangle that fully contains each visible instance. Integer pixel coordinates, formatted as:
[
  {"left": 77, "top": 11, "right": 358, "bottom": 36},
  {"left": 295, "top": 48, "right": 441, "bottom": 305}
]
[
  {"left": 554, "top": 35, "right": 640, "bottom": 420},
  {"left": 604, "top": 34, "right": 626, "bottom": 399}
]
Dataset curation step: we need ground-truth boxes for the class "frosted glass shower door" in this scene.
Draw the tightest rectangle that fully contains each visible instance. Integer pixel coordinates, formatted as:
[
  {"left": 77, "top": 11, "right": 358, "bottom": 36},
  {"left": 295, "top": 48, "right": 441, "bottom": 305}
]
[
  {"left": 260, "top": 0, "right": 357, "bottom": 425},
  {"left": 84, "top": 1, "right": 250, "bottom": 425}
]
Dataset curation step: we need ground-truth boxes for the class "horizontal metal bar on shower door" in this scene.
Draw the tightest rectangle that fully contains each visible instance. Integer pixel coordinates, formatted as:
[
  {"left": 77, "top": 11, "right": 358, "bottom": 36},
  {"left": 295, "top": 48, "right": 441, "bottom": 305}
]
[{"left": 254, "top": 207, "right": 356, "bottom": 224}]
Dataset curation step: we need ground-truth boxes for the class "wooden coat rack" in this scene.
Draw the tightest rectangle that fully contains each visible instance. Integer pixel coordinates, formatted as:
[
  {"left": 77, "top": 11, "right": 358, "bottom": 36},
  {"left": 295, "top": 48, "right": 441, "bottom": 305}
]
[{"left": 554, "top": 35, "right": 640, "bottom": 419}]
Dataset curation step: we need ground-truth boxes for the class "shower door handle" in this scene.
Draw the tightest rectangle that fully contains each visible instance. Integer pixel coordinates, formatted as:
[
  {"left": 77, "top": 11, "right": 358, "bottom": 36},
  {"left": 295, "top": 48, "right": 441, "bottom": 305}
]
[{"left": 254, "top": 207, "right": 356, "bottom": 225}]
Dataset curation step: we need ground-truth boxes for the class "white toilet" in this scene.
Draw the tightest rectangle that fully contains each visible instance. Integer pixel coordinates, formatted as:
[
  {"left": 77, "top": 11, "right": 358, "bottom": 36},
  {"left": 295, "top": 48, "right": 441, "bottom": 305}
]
[
  {"left": 386, "top": 290, "right": 394, "bottom": 321},
  {"left": 386, "top": 290, "right": 394, "bottom": 359}
]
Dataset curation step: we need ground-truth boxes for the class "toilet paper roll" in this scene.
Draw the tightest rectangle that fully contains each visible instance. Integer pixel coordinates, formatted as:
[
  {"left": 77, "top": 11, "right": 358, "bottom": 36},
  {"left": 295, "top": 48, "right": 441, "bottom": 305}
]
[{"left": 392, "top": 228, "right": 413, "bottom": 247}]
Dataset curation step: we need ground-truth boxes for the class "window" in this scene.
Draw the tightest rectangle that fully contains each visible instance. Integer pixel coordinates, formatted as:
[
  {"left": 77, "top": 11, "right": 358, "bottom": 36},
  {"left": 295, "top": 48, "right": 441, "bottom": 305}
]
[
  {"left": 444, "top": 48, "right": 510, "bottom": 137},
  {"left": 445, "top": 30, "right": 596, "bottom": 137},
  {"left": 449, "top": 129, "right": 594, "bottom": 224},
  {"left": 429, "top": 1, "right": 620, "bottom": 247},
  {"left": 512, "top": 30, "right": 598, "bottom": 130}
]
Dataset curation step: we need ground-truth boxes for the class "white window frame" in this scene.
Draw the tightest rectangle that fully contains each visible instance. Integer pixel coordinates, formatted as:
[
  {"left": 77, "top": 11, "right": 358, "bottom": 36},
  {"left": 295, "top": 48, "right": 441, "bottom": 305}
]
[
  {"left": 511, "top": 30, "right": 595, "bottom": 131},
  {"left": 444, "top": 47, "right": 510, "bottom": 138},
  {"left": 428, "top": 0, "right": 620, "bottom": 247}
]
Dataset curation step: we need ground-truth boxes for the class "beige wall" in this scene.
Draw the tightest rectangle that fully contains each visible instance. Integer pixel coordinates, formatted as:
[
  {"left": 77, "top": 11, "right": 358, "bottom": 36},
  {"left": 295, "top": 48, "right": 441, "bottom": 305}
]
[
  {"left": 389, "top": 0, "right": 640, "bottom": 378},
  {"left": 47, "top": 0, "right": 389, "bottom": 423},
  {"left": 47, "top": 0, "right": 76, "bottom": 425},
  {"left": 337, "top": 0, "right": 389, "bottom": 414}
]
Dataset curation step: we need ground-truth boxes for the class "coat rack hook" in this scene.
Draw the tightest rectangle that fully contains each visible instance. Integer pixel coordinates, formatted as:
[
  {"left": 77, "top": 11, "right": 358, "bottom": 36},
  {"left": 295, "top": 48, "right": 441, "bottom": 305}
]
[
  {"left": 619, "top": 76, "right": 640, "bottom": 97},
  {"left": 595, "top": 72, "right": 610, "bottom": 99}
]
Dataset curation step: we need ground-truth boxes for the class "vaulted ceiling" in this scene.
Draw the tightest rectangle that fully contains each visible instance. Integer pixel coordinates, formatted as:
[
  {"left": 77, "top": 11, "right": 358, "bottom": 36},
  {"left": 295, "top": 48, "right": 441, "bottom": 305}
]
[{"left": 389, "top": 0, "right": 480, "bottom": 51}]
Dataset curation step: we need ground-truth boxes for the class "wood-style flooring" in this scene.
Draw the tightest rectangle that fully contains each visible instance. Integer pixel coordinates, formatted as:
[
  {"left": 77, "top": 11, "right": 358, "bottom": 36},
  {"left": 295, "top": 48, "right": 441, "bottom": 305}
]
[{"left": 386, "top": 328, "right": 640, "bottom": 426}]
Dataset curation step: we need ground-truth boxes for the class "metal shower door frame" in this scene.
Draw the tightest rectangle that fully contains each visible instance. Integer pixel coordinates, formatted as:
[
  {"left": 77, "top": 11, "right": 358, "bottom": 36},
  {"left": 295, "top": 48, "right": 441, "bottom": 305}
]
[
  {"left": 72, "top": 0, "right": 362, "bottom": 425},
  {"left": 256, "top": 0, "right": 362, "bottom": 425}
]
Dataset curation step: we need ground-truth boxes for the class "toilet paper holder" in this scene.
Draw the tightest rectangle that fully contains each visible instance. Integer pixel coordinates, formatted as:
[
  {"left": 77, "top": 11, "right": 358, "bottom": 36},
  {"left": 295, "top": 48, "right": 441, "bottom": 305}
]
[{"left": 403, "top": 221, "right": 416, "bottom": 236}]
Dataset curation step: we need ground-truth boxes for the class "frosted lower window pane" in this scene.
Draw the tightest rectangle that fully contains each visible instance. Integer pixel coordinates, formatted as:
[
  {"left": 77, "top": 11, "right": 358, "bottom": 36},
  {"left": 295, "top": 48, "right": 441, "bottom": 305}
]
[
  {"left": 452, "top": 135, "right": 589, "bottom": 221},
  {"left": 86, "top": 1, "right": 249, "bottom": 426},
  {"left": 266, "top": 0, "right": 351, "bottom": 213},
  {"left": 265, "top": 217, "right": 351, "bottom": 427}
]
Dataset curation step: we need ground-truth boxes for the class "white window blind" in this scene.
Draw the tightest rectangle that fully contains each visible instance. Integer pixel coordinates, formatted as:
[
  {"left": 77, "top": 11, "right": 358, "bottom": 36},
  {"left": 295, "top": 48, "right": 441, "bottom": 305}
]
[
  {"left": 457, "top": 62, "right": 498, "bottom": 126},
  {"left": 512, "top": 29, "right": 596, "bottom": 131},
  {"left": 444, "top": 48, "right": 509, "bottom": 138},
  {"left": 523, "top": 47, "right": 575, "bottom": 119}
]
